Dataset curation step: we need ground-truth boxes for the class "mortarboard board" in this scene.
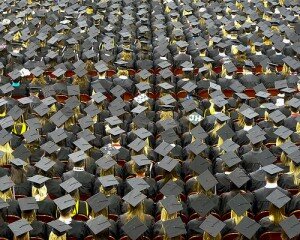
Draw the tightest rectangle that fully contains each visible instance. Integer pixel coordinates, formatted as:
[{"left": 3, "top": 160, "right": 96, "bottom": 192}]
[
  {"left": 8, "top": 219, "right": 33, "bottom": 237},
  {"left": 122, "top": 189, "right": 146, "bottom": 207},
  {"left": 48, "top": 129, "right": 67, "bottom": 143},
  {"left": 280, "top": 141, "right": 298, "bottom": 155},
  {"left": 86, "top": 216, "right": 111, "bottom": 235},
  {"left": 228, "top": 168, "right": 250, "bottom": 188},
  {"left": 12, "top": 145, "right": 31, "bottom": 160},
  {"left": 122, "top": 216, "right": 148, "bottom": 240},
  {"left": 189, "top": 155, "right": 211, "bottom": 175},
  {"left": 10, "top": 158, "right": 27, "bottom": 168},
  {"left": 0, "top": 198, "right": 9, "bottom": 210},
  {"left": 154, "top": 141, "right": 175, "bottom": 156},
  {"left": 98, "top": 175, "right": 119, "bottom": 188},
  {"left": 160, "top": 180, "right": 183, "bottom": 197},
  {"left": 274, "top": 126, "right": 293, "bottom": 139},
  {"left": 128, "top": 138, "right": 146, "bottom": 152},
  {"left": 190, "top": 193, "right": 216, "bottom": 217},
  {"left": 132, "top": 154, "right": 151, "bottom": 167},
  {"left": 215, "top": 113, "right": 230, "bottom": 122},
  {"left": 23, "top": 129, "right": 40, "bottom": 144},
  {"left": 0, "top": 175, "right": 15, "bottom": 192},
  {"left": 160, "top": 94, "right": 176, "bottom": 105},
  {"left": 96, "top": 155, "right": 117, "bottom": 170},
  {"left": 68, "top": 151, "right": 87, "bottom": 163},
  {"left": 73, "top": 138, "right": 92, "bottom": 152},
  {"left": 26, "top": 118, "right": 42, "bottom": 130},
  {"left": 50, "top": 111, "right": 69, "bottom": 127},
  {"left": 200, "top": 214, "right": 225, "bottom": 237},
  {"left": 54, "top": 194, "right": 75, "bottom": 211},
  {"left": 127, "top": 178, "right": 150, "bottom": 192},
  {"left": 228, "top": 193, "right": 251, "bottom": 216},
  {"left": 234, "top": 217, "right": 260, "bottom": 239},
  {"left": 0, "top": 129, "right": 12, "bottom": 145},
  {"left": 34, "top": 157, "right": 55, "bottom": 172},
  {"left": 216, "top": 124, "right": 235, "bottom": 140},
  {"left": 255, "top": 91, "right": 270, "bottom": 99},
  {"left": 187, "top": 140, "right": 207, "bottom": 155},
  {"left": 279, "top": 215, "right": 300, "bottom": 239},
  {"left": 18, "top": 197, "right": 39, "bottom": 211},
  {"left": 48, "top": 220, "right": 72, "bottom": 236},
  {"left": 78, "top": 115, "right": 94, "bottom": 129},
  {"left": 253, "top": 149, "right": 276, "bottom": 166},
  {"left": 220, "top": 139, "right": 240, "bottom": 152},
  {"left": 262, "top": 164, "right": 283, "bottom": 176},
  {"left": 158, "top": 156, "right": 178, "bottom": 172},
  {"left": 188, "top": 112, "right": 203, "bottom": 126},
  {"left": 221, "top": 152, "right": 241, "bottom": 167},
  {"left": 8, "top": 105, "right": 24, "bottom": 120},
  {"left": 28, "top": 175, "right": 49, "bottom": 187},
  {"left": 266, "top": 189, "right": 291, "bottom": 208},
  {"left": 108, "top": 126, "right": 125, "bottom": 136},
  {"left": 60, "top": 177, "right": 82, "bottom": 194},
  {"left": 197, "top": 170, "right": 218, "bottom": 191},
  {"left": 163, "top": 217, "right": 186, "bottom": 238},
  {"left": 181, "top": 99, "right": 197, "bottom": 113},
  {"left": 161, "top": 128, "right": 179, "bottom": 143},
  {"left": 0, "top": 83, "right": 14, "bottom": 94},
  {"left": 87, "top": 193, "right": 109, "bottom": 214},
  {"left": 133, "top": 128, "right": 152, "bottom": 140},
  {"left": 160, "top": 195, "right": 183, "bottom": 214},
  {"left": 0, "top": 116, "right": 14, "bottom": 129},
  {"left": 288, "top": 150, "right": 300, "bottom": 166}
]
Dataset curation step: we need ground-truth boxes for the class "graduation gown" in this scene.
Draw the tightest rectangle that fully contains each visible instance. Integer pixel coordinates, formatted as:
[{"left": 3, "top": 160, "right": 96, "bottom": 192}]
[{"left": 37, "top": 198, "right": 57, "bottom": 218}]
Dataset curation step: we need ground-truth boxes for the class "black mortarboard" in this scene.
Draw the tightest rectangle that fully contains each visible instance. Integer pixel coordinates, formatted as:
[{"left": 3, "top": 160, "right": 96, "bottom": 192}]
[
  {"left": 91, "top": 92, "right": 107, "bottom": 103},
  {"left": 163, "top": 217, "right": 186, "bottom": 238},
  {"left": 197, "top": 170, "right": 218, "bottom": 191},
  {"left": 68, "top": 151, "right": 87, "bottom": 163},
  {"left": 0, "top": 198, "right": 9, "bottom": 209},
  {"left": 288, "top": 150, "right": 300, "bottom": 166},
  {"left": 122, "top": 190, "right": 146, "bottom": 207},
  {"left": 160, "top": 195, "right": 183, "bottom": 214},
  {"left": 34, "top": 103, "right": 50, "bottom": 117},
  {"left": 48, "top": 220, "right": 72, "bottom": 236},
  {"left": 160, "top": 180, "right": 183, "bottom": 197},
  {"left": 220, "top": 139, "right": 239, "bottom": 152},
  {"left": 87, "top": 193, "right": 109, "bottom": 214},
  {"left": 228, "top": 193, "right": 251, "bottom": 216},
  {"left": 10, "top": 158, "right": 27, "bottom": 167},
  {"left": 190, "top": 193, "right": 215, "bottom": 217},
  {"left": 0, "top": 129, "right": 12, "bottom": 145},
  {"left": 234, "top": 217, "right": 260, "bottom": 239},
  {"left": 253, "top": 149, "right": 276, "bottom": 166},
  {"left": 96, "top": 155, "right": 117, "bottom": 170},
  {"left": 54, "top": 194, "right": 75, "bottom": 211},
  {"left": 133, "top": 128, "right": 152, "bottom": 140},
  {"left": 187, "top": 140, "right": 207, "bottom": 155},
  {"left": 73, "top": 138, "right": 92, "bottom": 152},
  {"left": 158, "top": 156, "right": 178, "bottom": 172},
  {"left": 0, "top": 83, "right": 14, "bottom": 94},
  {"left": 266, "top": 189, "right": 291, "bottom": 208},
  {"left": 87, "top": 216, "right": 111, "bottom": 235},
  {"left": 34, "top": 157, "right": 55, "bottom": 172},
  {"left": 60, "top": 177, "right": 82, "bottom": 194},
  {"left": 132, "top": 154, "right": 151, "bottom": 166},
  {"left": 8, "top": 105, "right": 24, "bottom": 120},
  {"left": 274, "top": 126, "right": 293, "bottom": 139},
  {"left": 160, "top": 94, "right": 176, "bottom": 105},
  {"left": 255, "top": 91, "right": 270, "bottom": 99},
  {"left": 127, "top": 178, "right": 150, "bottom": 192},
  {"left": 228, "top": 168, "right": 250, "bottom": 188},
  {"left": 221, "top": 152, "right": 241, "bottom": 167},
  {"left": 188, "top": 112, "right": 203, "bottom": 126},
  {"left": 18, "top": 197, "right": 39, "bottom": 211},
  {"left": 262, "top": 164, "right": 283, "bottom": 176},
  {"left": 217, "top": 124, "right": 235, "bottom": 140},
  {"left": 122, "top": 216, "right": 148, "bottom": 240},
  {"left": 200, "top": 214, "right": 225, "bottom": 237},
  {"left": 279, "top": 215, "right": 300, "bottom": 239},
  {"left": 98, "top": 175, "right": 119, "bottom": 188},
  {"left": 49, "top": 129, "right": 67, "bottom": 143},
  {"left": 215, "top": 113, "right": 230, "bottom": 122},
  {"left": 0, "top": 175, "right": 15, "bottom": 192},
  {"left": 8, "top": 219, "right": 33, "bottom": 237},
  {"left": 26, "top": 118, "right": 42, "bottom": 130},
  {"left": 41, "top": 141, "right": 59, "bottom": 154},
  {"left": 161, "top": 128, "right": 179, "bottom": 143},
  {"left": 154, "top": 141, "right": 175, "bottom": 156},
  {"left": 189, "top": 155, "right": 211, "bottom": 174},
  {"left": 0, "top": 116, "right": 14, "bottom": 129},
  {"left": 28, "top": 175, "right": 49, "bottom": 187},
  {"left": 280, "top": 141, "right": 298, "bottom": 155}
]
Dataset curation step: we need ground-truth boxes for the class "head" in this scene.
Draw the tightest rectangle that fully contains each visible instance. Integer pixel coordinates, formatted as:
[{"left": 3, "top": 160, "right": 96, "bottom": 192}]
[
  {"left": 32, "top": 184, "right": 48, "bottom": 201},
  {"left": 11, "top": 165, "right": 27, "bottom": 184},
  {"left": 269, "top": 204, "right": 286, "bottom": 225},
  {"left": 13, "top": 232, "right": 30, "bottom": 240},
  {"left": 125, "top": 202, "right": 145, "bottom": 222},
  {"left": 21, "top": 210, "right": 36, "bottom": 223},
  {"left": 49, "top": 232, "right": 67, "bottom": 240},
  {"left": 265, "top": 173, "right": 278, "bottom": 184}
]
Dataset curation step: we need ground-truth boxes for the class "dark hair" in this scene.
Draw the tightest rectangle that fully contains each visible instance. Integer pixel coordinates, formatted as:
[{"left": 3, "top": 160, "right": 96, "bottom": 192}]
[{"left": 11, "top": 166, "right": 27, "bottom": 184}]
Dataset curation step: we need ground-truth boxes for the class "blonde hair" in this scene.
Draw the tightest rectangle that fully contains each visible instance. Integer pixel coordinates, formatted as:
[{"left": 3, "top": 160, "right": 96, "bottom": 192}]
[
  {"left": 296, "top": 122, "right": 300, "bottom": 133},
  {"left": 99, "top": 185, "right": 117, "bottom": 196},
  {"left": 281, "top": 64, "right": 291, "bottom": 76},
  {"left": 269, "top": 204, "right": 286, "bottom": 225},
  {"left": 0, "top": 142, "right": 13, "bottom": 166},
  {"left": 203, "top": 232, "right": 222, "bottom": 240},
  {"left": 31, "top": 75, "right": 47, "bottom": 86},
  {"left": 32, "top": 185, "right": 48, "bottom": 201},
  {"left": 289, "top": 163, "right": 300, "bottom": 186},
  {"left": 21, "top": 210, "right": 36, "bottom": 224},
  {"left": 72, "top": 75, "right": 89, "bottom": 89},
  {"left": 13, "top": 233, "right": 30, "bottom": 240},
  {"left": 125, "top": 203, "right": 145, "bottom": 222},
  {"left": 49, "top": 232, "right": 67, "bottom": 240},
  {"left": 231, "top": 210, "right": 247, "bottom": 225},
  {"left": 161, "top": 207, "right": 177, "bottom": 221},
  {"left": 0, "top": 189, "right": 13, "bottom": 201},
  {"left": 280, "top": 152, "right": 289, "bottom": 166}
]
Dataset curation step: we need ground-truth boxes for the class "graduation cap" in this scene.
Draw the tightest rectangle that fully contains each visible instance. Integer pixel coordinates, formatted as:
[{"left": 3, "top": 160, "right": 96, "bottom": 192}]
[
  {"left": 54, "top": 194, "right": 75, "bottom": 211},
  {"left": 96, "top": 155, "right": 117, "bottom": 170},
  {"left": 288, "top": 150, "right": 300, "bottom": 166},
  {"left": 216, "top": 124, "right": 235, "bottom": 140},
  {"left": 274, "top": 126, "right": 293, "bottom": 140},
  {"left": 197, "top": 170, "right": 218, "bottom": 191},
  {"left": 98, "top": 175, "right": 119, "bottom": 188},
  {"left": 190, "top": 193, "right": 215, "bottom": 217},
  {"left": 68, "top": 151, "right": 87, "bottom": 163},
  {"left": 280, "top": 141, "right": 298, "bottom": 155},
  {"left": 0, "top": 175, "right": 15, "bottom": 192},
  {"left": 228, "top": 193, "right": 251, "bottom": 216},
  {"left": 122, "top": 216, "right": 148, "bottom": 240},
  {"left": 48, "top": 129, "right": 67, "bottom": 143},
  {"left": 10, "top": 158, "right": 27, "bottom": 168},
  {"left": 73, "top": 138, "right": 92, "bottom": 152},
  {"left": 122, "top": 189, "right": 146, "bottom": 207},
  {"left": 228, "top": 168, "right": 250, "bottom": 188},
  {"left": 279, "top": 215, "right": 300, "bottom": 239},
  {"left": 189, "top": 155, "right": 211, "bottom": 175},
  {"left": 234, "top": 217, "right": 260, "bottom": 239},
  {"left": 28, "top": 175, "right": 50, "bottom": 187},
  {"left": 0, "top": 129, "right": 12, "bottom": 145},
  {"left": 18, "top": 197, "right": 39, "bottom": 211},
  {"left": 133, "top": 128, "right": 152, "bottom": 140},
  {"left": 262, "top": 164, "right": 283, "bottom": 176},
  {"left": 60, "top": 177, "right": 82, "bottom": 194},
  {"left": 127, "top": 178, "right": 150, "bottom": 192},
  {"left": 163, "top": 217, "right": 186, "bottom": 238},
  {"left": 158, "top": 156, "right": 178, "bottom": 172},
  {"left": 160, "top": 180, "right": 183, "bottom": 197},
  {"left": 154, "top": 141, "right": 175, "bottom": 156},
  {"left": 34, "top": 157, "right": 55, "bottom": 172},
  {"left": 132, "top": 154, "right": 151, "bottom": 167},
  {"left": 253, "top": 149, "right": 276, "bottom": 166},
  {"left": 0, "top": 83, "right": 14, "bottom": 94},
  {"left": 215, "top": 113, "right": 230, "bottom": 122},
  {"left": 221, "top": 152, "right": 241, "bottom": 167},
  {"left": 48, "top": 220, "right": 72, "bottom": 236},
  {"left": 187, "top": 140, "right": 207, "bottom": 155},
  {"left": 160, "top": 195, "right": 183, "bottom": 214},
  {"left": 200, "top": 214, "right": 225, "bottom": 237},
  {"left": 266, "top": 189, "right": 291, "bottom": 208},
  {"left": 87, "top": 215, "right": 111, "bottom": 235},
  {"left": 8, "top": 105, "right": 24, "bottom": 120},
  {"left": 8, "top": 219, "right": 33, "bottom": 237},
  {"left": 220, "top": 139, "right": 240, "bottom": 152}
]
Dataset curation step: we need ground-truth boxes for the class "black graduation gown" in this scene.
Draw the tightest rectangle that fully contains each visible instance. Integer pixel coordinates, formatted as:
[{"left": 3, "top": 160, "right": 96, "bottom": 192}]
[
  {"left": 123, "top": 177, "right": 157, "bottom": 199},
  {"left": 241, "top": 150, "right": 262, "bottom": 173},
  {"left": 247, "top": 169, "right": 266, "bottom": 192},
  {"left": 257, "top": 217, "right": 282, "bottom": 238},
  {"left": 37, "top": 198, "right": 57, "bottom": 218},
  {"left": 278, "top": 174, "right": 298, "bottom": 190},
  {"left": 220, "top": 191, "right": 254, "bottom": 215},
  {"left": 46, "top": 178, "right": 64, "bottom": 199},
  {"left": 0, "top": 222, "right": 13, "bottom": 239},
  {"left": 288, "top": 195, "right": 300, "bottom": 215},
  {"left": 215, "top": 173, "right": 231, "bottom": 194},
  {"left": 14, "top": 180, "right": 32, "bottom": 197},
  {"left": 67, "top": 220, "right": 89, "bottom": 240},
  {"left": 30, "top": 220, "right": 46, "bottom": 239},
  {"left": 187, "top": 193, "right": 220, "bottom": 215},
  {"left": 186, "top": 218, "right": 204, "bottom": 239}
]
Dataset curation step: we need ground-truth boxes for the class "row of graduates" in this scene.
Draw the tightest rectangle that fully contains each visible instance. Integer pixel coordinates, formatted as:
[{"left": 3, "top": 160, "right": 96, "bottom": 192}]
[{"left": 0, "top": 160, "right": 299, "bottom": 239}]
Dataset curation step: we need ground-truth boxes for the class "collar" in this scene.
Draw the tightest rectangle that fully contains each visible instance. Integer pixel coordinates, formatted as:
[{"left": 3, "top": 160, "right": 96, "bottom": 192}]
[
  {"left": 243, "top": 125, "right": 252, "bottom": 131},
  {"left": 225, "top": 75, "right": 233, "bottom": 79},
  {"left": 265, "top": 182, "right": 278, "bottom": 188},
  {"left": 256, "top": 51, "right": 262, "bottom": 55},
  {"left": 275, "top": 52, "right": 281, "bottom": 55},
  {"left": 73, "top": 167, "right": 84, "bottom": 172}
]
